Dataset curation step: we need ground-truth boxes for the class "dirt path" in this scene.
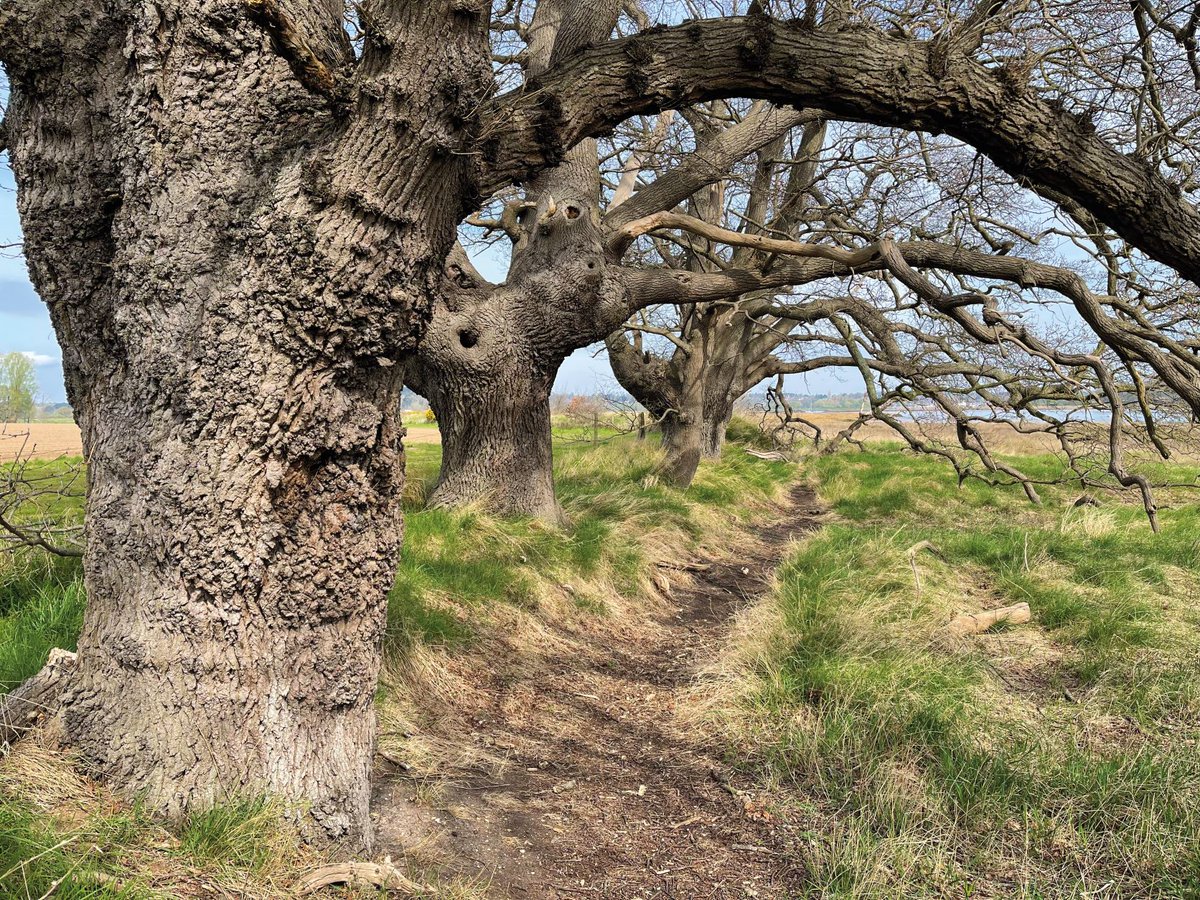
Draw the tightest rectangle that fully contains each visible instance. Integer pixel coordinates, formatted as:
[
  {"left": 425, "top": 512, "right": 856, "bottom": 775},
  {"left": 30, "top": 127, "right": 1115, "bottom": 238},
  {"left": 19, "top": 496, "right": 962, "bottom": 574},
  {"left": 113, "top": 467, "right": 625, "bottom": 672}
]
[{"left": 375, "top": 483, "right": 824, "bottom": 898}]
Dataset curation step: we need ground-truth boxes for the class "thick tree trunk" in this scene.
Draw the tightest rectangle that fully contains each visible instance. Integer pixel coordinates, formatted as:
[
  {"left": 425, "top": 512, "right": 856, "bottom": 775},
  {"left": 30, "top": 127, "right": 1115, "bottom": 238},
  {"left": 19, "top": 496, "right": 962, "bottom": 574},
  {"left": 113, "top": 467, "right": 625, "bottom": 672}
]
[
  {"left": 1, "top": 1, "right": 490, "bottom": 849},
  {"left": 662, "top": 401, "right": 734, "bottom": 462},
  {"left": 396, "top": 0, "right": 624, "bottom": 523},
  {"left": 657, "top": 409, "right": 704, "bottom": 488},
  {"left": 412, "top": 349, "right": 561, "bottom": 522},
  {"left": 60, "top": 374, "right": 407, "bottom": 849},
  {"left": 657, "top": 392, "right": 733, "bottom": 486}
]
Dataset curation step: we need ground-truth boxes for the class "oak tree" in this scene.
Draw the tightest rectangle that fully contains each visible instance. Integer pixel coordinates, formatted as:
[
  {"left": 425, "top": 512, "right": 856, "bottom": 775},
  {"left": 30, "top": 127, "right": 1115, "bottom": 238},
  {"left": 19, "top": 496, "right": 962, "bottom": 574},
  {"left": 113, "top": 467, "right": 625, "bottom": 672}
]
[{"left": 1, "top": 0, "right": 1197, "bottom": 848}]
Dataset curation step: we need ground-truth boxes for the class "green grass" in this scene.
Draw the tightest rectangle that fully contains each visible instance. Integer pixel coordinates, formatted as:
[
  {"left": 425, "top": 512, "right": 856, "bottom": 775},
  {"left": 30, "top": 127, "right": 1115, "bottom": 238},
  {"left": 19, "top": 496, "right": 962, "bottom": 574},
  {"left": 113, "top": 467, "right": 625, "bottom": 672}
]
[
  {"left": 0, "top": 458, "right": 87, "bottom": 691},
  {"left": 385, "top": 437, "right": 791, "bottom": 651},
  {"left": 0, "top": 572, "right": 86, "bottom": 693},
  {"left": 0, "top": 795, "right": 149, "bottom": 899},
  {"left": 15, "top": 431, "right": 1198, "bottom": 896},
  {"left": 726, "top": 445, "right": 1200, "bottom": 898},
  {"left": 177, "top": 797, "right": 296, "bottom": 874}
]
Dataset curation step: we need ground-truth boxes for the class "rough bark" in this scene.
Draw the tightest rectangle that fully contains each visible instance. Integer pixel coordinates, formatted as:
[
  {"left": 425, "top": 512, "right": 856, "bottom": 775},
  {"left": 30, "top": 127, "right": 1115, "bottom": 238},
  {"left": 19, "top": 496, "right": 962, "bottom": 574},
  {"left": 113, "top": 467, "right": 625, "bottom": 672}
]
[
  {"left": 406, "top": 254, "right": 564, "bottom": 522},
  {"left": 0, "top": 649, "right": 77, "bottom": 749},
  {"left": 1, "top": 0, "right": 490, "bottom": 848}
]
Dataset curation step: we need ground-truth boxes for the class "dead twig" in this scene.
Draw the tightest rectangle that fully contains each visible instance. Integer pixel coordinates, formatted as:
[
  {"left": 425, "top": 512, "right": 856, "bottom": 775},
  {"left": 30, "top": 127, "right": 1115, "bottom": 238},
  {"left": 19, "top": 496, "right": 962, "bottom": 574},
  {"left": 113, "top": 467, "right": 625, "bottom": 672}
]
[
  {"left": 946, "top": 602, "right": 1031, "bottom": 637},
  {"left": 295, "top": 858, "right": 429, "bottom": 896}
]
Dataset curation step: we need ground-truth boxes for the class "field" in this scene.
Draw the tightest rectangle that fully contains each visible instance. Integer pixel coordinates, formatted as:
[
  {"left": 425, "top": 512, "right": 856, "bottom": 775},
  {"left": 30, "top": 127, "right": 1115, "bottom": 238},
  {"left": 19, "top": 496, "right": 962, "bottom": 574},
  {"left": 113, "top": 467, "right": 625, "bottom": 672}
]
[
  {"left": 0, "top": 420, "right": 444, "bottom": 464},
  {"left": 2, "top": 426, "right": 1200, "bottom": 897},
  {"left": 0, "top": 424, "right": 89, "bottom": 464}
]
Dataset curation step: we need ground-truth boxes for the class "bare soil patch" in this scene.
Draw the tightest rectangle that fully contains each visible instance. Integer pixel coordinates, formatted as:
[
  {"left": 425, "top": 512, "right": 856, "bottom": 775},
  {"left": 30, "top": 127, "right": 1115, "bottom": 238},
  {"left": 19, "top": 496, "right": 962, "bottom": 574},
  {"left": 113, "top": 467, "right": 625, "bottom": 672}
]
[
  {"left": 374, "top": 483, "right": 824, "bottom": 898},
  {"left": 0, "top": 423, "right": 84, "bottom": 462},
  {"left": 0, "top": 423, "right": 442, "bottom": 462}
]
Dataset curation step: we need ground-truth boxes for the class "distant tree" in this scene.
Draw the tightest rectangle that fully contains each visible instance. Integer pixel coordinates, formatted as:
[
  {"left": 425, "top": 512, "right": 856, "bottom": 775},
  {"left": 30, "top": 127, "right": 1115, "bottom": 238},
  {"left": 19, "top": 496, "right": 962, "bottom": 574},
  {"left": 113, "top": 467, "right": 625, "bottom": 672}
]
[{"left": 0, "top": 352, "right": 37, "bottom": 422}]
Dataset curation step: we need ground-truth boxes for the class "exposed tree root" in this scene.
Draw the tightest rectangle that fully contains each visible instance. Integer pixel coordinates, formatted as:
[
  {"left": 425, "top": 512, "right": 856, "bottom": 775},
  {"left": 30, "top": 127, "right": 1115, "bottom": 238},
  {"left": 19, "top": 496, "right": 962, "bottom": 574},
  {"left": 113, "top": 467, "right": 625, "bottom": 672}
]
[
  {"left": 0, "top": 648, "right": 76, "bottom": 752},
  {"left": 295, "top": 858, "right": 429, "bottom": 896}
]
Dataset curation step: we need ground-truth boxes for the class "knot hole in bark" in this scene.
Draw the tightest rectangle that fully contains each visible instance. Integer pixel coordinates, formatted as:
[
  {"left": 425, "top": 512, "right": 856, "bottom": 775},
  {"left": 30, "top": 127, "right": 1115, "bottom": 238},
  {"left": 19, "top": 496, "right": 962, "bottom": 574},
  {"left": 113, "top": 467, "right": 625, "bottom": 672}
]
[{"left": 458, "top": 328, "right": 479, "bottom": 349}]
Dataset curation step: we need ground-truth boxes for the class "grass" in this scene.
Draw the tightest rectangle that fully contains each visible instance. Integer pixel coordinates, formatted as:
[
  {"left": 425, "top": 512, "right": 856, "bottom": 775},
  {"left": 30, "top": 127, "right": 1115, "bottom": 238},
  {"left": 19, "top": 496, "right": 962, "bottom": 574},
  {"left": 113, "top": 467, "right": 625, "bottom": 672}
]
[
  {"left": 0, "top": 792, "right": 148, "bottom": 899},
  {"left": 176, "top": 797, "right": 296, "bottom": 874},
  {"left": 703, "top": 444, "right": 1200, "bottom": 898},
  {"left": 10, "top": 430, "right": 1199, "bottom": 897},
  {"left": 384, "top": 437, "right": 791, "bottom": 652},
  {"left": 0, "top": 430, "right": 794, "bottom": 895}
]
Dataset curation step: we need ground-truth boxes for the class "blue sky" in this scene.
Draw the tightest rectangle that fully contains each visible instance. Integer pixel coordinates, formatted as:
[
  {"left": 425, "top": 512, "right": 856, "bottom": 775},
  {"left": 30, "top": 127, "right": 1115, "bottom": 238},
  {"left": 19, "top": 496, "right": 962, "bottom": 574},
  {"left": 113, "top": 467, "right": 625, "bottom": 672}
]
[{"left": 0, "top": 158, "right": 66, "bottom": 402}]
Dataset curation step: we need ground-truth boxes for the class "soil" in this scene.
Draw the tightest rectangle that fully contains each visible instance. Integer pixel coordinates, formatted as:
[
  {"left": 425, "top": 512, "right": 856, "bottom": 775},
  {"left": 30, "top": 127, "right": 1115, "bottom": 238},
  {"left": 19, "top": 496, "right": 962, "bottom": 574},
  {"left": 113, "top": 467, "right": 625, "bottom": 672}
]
[
  {"left": 0, "top": 421, "right": 443, "bottom": 462},
  {"left": 374, "top": 483, "right": 825, "bottom": 898}
]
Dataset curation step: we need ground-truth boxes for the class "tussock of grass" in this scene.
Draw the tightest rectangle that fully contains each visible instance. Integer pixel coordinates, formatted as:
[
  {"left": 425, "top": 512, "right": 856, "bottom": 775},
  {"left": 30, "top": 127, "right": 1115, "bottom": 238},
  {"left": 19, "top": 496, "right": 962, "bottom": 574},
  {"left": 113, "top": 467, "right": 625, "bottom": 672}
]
[
  {"left": 696, "top": 446, "right": 1200, "bottom": 898},
  {"left": 177, "top": 797, "right": 299, "bottom": 875}
]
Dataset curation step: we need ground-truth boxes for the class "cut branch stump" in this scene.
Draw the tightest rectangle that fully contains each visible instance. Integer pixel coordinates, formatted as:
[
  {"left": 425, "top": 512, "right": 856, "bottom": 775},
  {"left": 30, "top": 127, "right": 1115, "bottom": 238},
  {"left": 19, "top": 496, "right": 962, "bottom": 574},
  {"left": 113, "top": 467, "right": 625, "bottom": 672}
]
[{"left": 946, "top": 603, "right": 1031, "bottom": 637}]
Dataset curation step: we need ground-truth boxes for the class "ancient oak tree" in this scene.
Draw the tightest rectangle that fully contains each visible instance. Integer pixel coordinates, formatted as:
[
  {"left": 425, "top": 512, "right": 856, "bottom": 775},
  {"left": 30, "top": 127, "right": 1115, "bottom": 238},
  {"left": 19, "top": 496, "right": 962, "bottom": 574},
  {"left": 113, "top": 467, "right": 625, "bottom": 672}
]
[{"left": 1, "top": 0, "right": 1197, "bottom": 848}]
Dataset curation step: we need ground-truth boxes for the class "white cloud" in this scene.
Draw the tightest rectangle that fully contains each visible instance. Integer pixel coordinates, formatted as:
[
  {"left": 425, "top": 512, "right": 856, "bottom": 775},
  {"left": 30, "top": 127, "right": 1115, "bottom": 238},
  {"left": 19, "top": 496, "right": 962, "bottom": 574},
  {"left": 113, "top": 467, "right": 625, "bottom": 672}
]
[{"left": 19, "top": 351, "right": 58, "bottom": 366}]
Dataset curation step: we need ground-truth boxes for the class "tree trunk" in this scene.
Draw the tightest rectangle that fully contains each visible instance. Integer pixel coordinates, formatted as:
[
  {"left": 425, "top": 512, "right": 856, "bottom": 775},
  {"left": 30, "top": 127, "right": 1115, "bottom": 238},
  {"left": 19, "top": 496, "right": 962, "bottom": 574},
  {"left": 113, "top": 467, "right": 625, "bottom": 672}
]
[
  {"left": 60, "top": 373, "right": 407, "bottom": 850},
  {"left": 410, "top": 340, "right": 562, "bottom": 521},
  {"left": 1, "top": 0, "right": 491, "bottom": 850},
  {"left": 396, "top": 1, "right": 625, "bottom": 523},
  {"left": 657, "top": 407, "right": 705, "bottom": 488},
  {"left": 608, "top": 327, "right": 739, "bottom": 488},
  {"left": 661, "top": 402, "right": 732, "bottom": 459}
]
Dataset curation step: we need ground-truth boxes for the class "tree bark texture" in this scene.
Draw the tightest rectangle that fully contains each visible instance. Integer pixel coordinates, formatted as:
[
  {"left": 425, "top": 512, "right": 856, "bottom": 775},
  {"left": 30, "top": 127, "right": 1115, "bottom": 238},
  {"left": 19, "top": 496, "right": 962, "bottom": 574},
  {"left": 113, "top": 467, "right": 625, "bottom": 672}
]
[
  {"left": 404, "top": 0, "right": 624, "bottom": 520},
  {"left": 1, "top": 0, "right": 490, "bottom": 848},
  {"left": 608, "top": 308, "right": 751, "bottom": 488}
]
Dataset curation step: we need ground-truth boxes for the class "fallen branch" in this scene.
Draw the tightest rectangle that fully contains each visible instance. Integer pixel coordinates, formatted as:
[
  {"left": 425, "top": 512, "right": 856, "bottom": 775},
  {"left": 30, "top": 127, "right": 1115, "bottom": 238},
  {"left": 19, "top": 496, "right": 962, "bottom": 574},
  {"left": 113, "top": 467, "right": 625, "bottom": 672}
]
[
  {"left": 745, "top": 448, "right": 790, "bottom": 461},
  {"left": 0, "top": 648, "right": 76, "bottom": 751},
  {"left": 655, "top": 560, "right": 712, "bottom": 572},
  {"left": 295, "top": 859, "right": 429, "bottom": 896},
  {"left": 905, "top": 540, "right": 940, "bottom": 557},
  {"left": 946, "top": 603, "right": 1031, "bottom": 637}
]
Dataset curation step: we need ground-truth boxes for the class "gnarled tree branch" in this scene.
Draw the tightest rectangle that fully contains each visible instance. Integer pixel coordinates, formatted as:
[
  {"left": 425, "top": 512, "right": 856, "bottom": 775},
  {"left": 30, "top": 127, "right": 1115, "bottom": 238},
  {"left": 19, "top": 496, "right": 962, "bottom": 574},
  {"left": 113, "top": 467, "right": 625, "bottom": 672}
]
[{"left": 480, "top": 15, "right": 1200, "bottom": 286}]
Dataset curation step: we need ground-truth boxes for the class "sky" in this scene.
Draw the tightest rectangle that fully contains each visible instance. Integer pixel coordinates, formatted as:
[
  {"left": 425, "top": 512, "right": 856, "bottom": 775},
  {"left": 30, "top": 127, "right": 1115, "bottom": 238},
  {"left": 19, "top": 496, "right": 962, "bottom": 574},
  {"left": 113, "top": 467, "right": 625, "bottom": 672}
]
[
  {"left": 0, "top": 160, "right": 66, "bottom": 403},
  {"left": 0, "top": 158, "right": 857, "bottom": 405}
]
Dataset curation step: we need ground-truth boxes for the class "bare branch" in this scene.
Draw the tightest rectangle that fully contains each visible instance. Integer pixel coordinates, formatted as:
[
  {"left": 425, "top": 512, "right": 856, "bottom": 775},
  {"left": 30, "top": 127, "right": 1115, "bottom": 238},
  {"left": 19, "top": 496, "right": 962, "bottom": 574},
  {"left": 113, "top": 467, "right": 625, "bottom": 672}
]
[{"left": 480, "top": 16, "right": 1200, "bottom": 286}]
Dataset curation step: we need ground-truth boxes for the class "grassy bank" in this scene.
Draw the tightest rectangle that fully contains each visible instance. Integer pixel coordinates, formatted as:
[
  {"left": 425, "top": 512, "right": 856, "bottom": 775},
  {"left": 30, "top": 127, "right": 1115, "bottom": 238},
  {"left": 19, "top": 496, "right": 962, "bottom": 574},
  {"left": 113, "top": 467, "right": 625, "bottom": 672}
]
[
  {"left": 8, "top": 434, "right": 1199, "bottom": 897},
  {"left": 705, "top": 445, "right": 1200, "bottom": 898},
  {"left": 0, "top": 436, "right": 792, "bottom": 897}
]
